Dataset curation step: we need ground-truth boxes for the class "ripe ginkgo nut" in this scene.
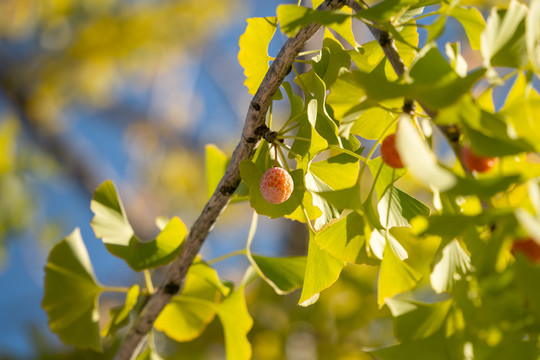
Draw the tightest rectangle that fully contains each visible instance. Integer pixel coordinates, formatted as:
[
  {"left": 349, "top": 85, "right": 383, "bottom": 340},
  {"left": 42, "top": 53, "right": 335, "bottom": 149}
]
[
  {"left": 511, "top": 237, "right": 540, "bottom": 263},
  {"left": 461, "top": 145, "right": 498, "bottom": 173},
  {"left": 380, "top": 133, "right": 404, "bottom": 169},
  {"left": 260, "top": 167, "right": 294, "bottom": 204}
]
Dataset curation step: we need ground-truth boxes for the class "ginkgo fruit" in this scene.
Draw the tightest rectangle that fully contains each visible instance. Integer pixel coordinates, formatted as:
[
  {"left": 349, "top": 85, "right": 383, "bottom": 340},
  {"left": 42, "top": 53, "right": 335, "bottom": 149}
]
[
  {"left": 260, "top": 167, "right": 294, "bottom": 204},
  {"left": 461, "top": 145, "right": 498, "bottom": 173},
  {"left": 380, "top": 133, "right": 404, "bottom": 169},
  {"left": 511, "top": 237, "right": 540, "bottom": 263}
]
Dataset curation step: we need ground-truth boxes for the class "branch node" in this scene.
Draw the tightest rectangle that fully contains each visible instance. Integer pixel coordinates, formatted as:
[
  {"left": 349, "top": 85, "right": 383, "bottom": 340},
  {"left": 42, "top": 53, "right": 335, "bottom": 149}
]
[
  {"left": 254, "top": 125, "right": 278, "bottom": 144},
  {"left": 163, "top": 283, "right": 180, "bottom": 295},
  {"left": 220, "top": 184, "right": 237, "bottom": 196},
  {"left": 378, "top": 31, "right": 393, "bottom": 47},
  {"left": 402, "top": 100, "right": 415, "bottom": 116},
  {"left": 251, "top": 101, "right": 261, "bottom": 112}
]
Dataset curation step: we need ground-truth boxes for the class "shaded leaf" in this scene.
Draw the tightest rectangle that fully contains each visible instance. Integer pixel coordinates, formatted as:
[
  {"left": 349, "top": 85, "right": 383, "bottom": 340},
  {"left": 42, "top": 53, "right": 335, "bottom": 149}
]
[
  {"left": 276, "top": 5, "right": 350, "bottom": 37},
  {"left": 250, "top": 255, "right": 306, "bottom": 294},
  {"left": 42, "top": 228, "right": 103, "bottom": 352},
  {"left": 102, "top": 285, "right": 140, "bottom": 337}
]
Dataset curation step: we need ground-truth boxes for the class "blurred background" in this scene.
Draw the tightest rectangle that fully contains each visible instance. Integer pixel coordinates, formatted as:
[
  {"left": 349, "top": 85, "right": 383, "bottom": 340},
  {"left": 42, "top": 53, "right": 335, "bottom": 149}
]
[{"left": 0, "top": 0, "right": 522, "bottom": 359}]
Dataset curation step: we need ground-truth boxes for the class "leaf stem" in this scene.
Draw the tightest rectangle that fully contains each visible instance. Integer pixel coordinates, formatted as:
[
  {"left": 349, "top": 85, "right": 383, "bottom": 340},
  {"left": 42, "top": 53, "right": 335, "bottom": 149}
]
[
  {"left": 144, "top": 270, "right": 155, "bottom": 295},
  {"left": 207, "top": 249, "right": 247, "bottom": 265},
  {"left": 298, "top": 49, "right": 321, "bottom": 57},
  {"left": 103, "top": 286, "right": 131, "bottom": 294},
  {"left": 302, "top": 204, "right": 317, "bottom": 234},
  {"left": 276, "top": 144, "right": 291, "bottom": 172}
]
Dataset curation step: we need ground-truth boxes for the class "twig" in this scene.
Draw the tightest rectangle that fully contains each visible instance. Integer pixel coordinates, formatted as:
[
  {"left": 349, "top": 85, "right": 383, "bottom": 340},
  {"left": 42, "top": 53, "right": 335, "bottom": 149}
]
[{"left": 113, "top": 0, "right": 347, "bottom": 358}]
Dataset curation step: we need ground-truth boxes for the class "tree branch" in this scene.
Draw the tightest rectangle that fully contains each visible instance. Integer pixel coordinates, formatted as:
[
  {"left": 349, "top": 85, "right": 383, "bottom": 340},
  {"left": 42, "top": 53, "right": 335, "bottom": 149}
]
[
  {"left": 346, "top": 0, "right": 462, "bottom": 158},
  {"left": 113, "top": 0, "right": 347, "bottom": 358}
]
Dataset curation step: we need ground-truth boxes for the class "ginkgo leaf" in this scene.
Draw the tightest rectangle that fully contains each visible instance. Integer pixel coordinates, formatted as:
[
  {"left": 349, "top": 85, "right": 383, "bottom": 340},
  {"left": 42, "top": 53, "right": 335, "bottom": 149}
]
[
  {"left": 481, "top": 0, "right": 528, "bottom": 68},
  {"left": 430, "top": 239, "right": 471, "bottom": 294},
  {"left": 450, "top": 6, "right": 486, "bottom": 50},
  {"left": 378, "top": 244, "right": 422, "bottom": 307},
  {"left": 238, "top": 17, "right": 277, "bottom": 95},
  {"left": 386, "top": 297, "right": 453, "bottom": 341},
  {"left": 91, "top": 180, "right": 187, "bottom": 271},
  {"left": 42, "top": 228, "right": 103, "bottom": 352},
  {"left": 102, "top": 285, "right": 140, "bottom": 337},
  {"left": 396, "top": 113, "right": 456, "bottom": 191},
  {"left": 314, "top": 211, "right": 366, "bottom": 263},
  {"left": 206, "top": 144, "right": 229, "bottom": 199},
  {"left": 216, "top": 286, "right": 253, "bottom": 360},
  {"left": 250, "top": 255, "right": 306, "bottom": 294},
  {"left": 299, "top": 234, "right": 346, "bottom": 306},
  {"left": 527, "top": 0, "right": 540, "bottom": 75},
  {"left": 369, "top": 228, "right": 408, "bottom": 261},
  {"left": 155, "top": 261, "right": 225, "bottom": 342},
  {"left": 378, "top": 186, "right": 430, "bottom": 229},
  {"left": 276, "top": 5, "right": 350, "bottom": 38}
]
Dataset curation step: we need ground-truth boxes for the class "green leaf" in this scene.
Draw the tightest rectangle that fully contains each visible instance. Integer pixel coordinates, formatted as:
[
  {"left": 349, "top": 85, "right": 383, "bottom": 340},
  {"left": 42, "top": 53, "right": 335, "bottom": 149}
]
[
  {"left": 515, "top": 256, "right": 540, "bottom": 318},
  {"left": 515, "top": 208, "right": 540, "bottom": 245},
  {"left": 426, "top": 15, "right": 446, "bottom": 44},
  {"left": 216, "top": 286, "right": 253, "bottom": 360},
  {"left": 367, "top": 332, "right": 463, "bottom": 360},
  {"left": 369, "top": 228, "right": 408, "bottom": 261},
  {"left": 448, "top": 174, "right": 521, "bottom": 198},
  {"left": 378, "top": 186, "right": 430, "bottom": 229},
  {"left": 250, "top": 255, "right": 306, "bottom": 294},
  {"left": 102, "top": 285, "right": 140, "bottom": 337},
  {"left": 238, "top": 17, "right": 277, "bottom": 95},
  {"left": 136, "top": 347, "right": 164, "bottom": 360},
  {"left": 430, "top": 239, "right": 471, "bottom": 294},
  {"left": 500, "top": 74, "right": 540, "bottom": 153},
  {"left": 367, "top": 157, "right": 406, "bottom": 201},
  {"left": 299, "top": 234, "right": 346, "bottom": 305},
  {"left": 378, "top": 243, "right": 422, "bottom": 307},
  {"left": 450, "top": 6, "right": 486, "bottom": 51},
  {"left": 42, "top": 228, "right": 103, "bottom": 352},
  {"left": 309, "top": 153, "right": 360, "bottom": 190},
  {"left": 481, "top": 0, "right": 528, "bottom": 68},
  {"left": 155, "top": 261, "right": 223, "bottom": 342},
  {"left": 205, "top": 144, "right": 228, "bottom": 199},
  {"left": 314, "top": 211, "right": 366, "bottom": 263},
  {"left": 355, "top": 0, "right": 419, "bottom": 23},
  {"left": 396, "top": 114, "right": 456, "bottom": 191},
  {"left": 527, "top": 0, "right": 540, "bottom": 75},
  {"left": 276, "top": 5, "right": 350, "bottom": 37},
  {"left": 239, "top": 160, "right": 305, "bottom": 218},
  {"left": 315, "top": 184, "right": 363, "bottom": 211},
  {"left": 305, "top": 170, "right": 341, "bottom": 230},
  {"left": 91, "top": 180, "right": 187, "bottom": 271},
  {"left": 386, "top": 298, "right": 453, "bottom": 341}
]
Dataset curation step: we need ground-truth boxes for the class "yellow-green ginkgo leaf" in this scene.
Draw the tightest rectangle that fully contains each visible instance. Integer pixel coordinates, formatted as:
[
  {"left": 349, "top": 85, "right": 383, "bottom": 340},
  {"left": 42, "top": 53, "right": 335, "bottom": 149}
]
[
  {"left": 238, "top": 17, "right": 277, "bottom": 94},
  {"left": 42, "top": 228, "right": 103, "bottom": 352}
]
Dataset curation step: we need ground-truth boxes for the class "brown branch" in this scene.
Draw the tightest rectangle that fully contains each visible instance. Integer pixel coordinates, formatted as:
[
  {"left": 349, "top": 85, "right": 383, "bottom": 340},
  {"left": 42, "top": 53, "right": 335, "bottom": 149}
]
[{"left": 113, "top": 0, "right": 347, "bottom": 358}]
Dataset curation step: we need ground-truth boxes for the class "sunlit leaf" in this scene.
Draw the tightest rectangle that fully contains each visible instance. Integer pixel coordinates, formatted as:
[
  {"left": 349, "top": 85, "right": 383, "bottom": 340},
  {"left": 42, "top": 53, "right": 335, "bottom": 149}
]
[
  {"left": 396, "top": 114, "right": 456, "bottom": 191},
  {"left": 102, "top": 285, "right": 140, "bottom": 337},
  {"left": 155, "top": 262, "right": 224, "bottom": 342},
  {"left": 481, "top": 0, "right": 528, "bottom": 68},
  {"left": 238, "top": 17, "right": 277, "bottom": 95},
  {"left": 378, "top": 186, "right": 430, "bottom": 229},
  {"left": 205, "top": 144, "right": 229, "bottom": 199},
  {"left": 314, "top": 211, "right": 366, "bottom": 263},
  {"left": 369, "top": 228, "right": 408, "bottom": 261},
  {"left": 42, "top": 228, "right": 103, "bottom": 352},
  {"left": 216, "top": 286, "right": 253, "bottom": 360},
  {"left": 276, "top": 5, "right": 350, "bottom": 38},
  {"left": 378, "top": 243, "right": 422, "bottom": 307},
  {"left": 527, "top": 0, "right": 540, "bottom": 75},
  {"left": 355, "top": 0, "right": 419, "bottom": 23},
  {"left": 430, "top": 239, "right": 471, "bottom": 294},
  {"left": 299, "top": 234, "right": 346, "bottom": 305},
  {"left": 450, "top": 6, "right": 485, "bottom": 50}
]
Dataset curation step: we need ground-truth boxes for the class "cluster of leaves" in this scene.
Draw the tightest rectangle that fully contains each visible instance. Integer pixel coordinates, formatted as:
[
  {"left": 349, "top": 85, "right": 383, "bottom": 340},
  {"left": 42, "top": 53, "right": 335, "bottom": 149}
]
[{"left": 42, "top": 0, "right": 540, "bottom": 358}]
